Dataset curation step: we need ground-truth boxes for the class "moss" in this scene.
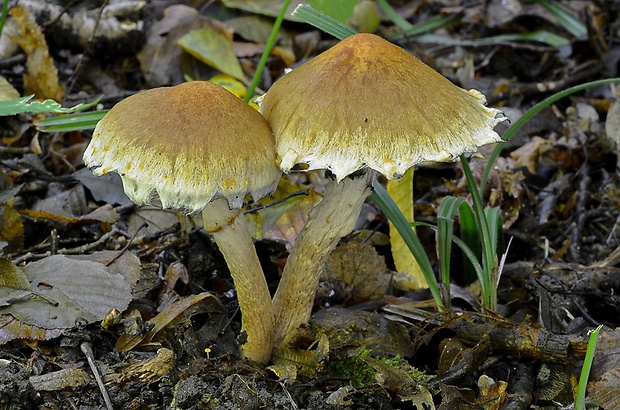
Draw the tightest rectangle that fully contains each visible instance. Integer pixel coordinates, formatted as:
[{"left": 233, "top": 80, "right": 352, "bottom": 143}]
[{"left": 329, "top": 350, "right": 376, "bottom": 388}]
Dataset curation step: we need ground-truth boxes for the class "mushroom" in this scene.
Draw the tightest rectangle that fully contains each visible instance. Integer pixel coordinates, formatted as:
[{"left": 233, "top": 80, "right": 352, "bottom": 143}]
[
  {"left": 83, "top": 81, "right": 281, "bottom": 363},
  {"left": 260, "top": 33, "right": 505, "bottom": 346}
]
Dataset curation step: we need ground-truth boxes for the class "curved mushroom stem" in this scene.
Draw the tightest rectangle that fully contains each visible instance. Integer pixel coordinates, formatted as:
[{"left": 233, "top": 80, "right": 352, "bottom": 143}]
[
  {"left": 272, "top": 170, "right": 377, "bottom": 347},
  {"left": 202, "top": 197, "right": 275, "bottom": 363}
]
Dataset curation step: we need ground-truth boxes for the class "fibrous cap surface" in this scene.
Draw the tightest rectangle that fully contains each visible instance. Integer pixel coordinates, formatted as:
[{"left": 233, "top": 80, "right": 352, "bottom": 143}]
[
  {"left": 84, "top": 81, "right": 280, "bottom": 213},
  {"left": 260, "top": 33, "right": 505, "bottom": 181}
]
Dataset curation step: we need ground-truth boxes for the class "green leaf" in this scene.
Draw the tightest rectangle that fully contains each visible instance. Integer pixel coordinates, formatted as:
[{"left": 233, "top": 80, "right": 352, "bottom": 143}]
[{"left": 0, "top": 95, "right": 101, "bottom": 116}]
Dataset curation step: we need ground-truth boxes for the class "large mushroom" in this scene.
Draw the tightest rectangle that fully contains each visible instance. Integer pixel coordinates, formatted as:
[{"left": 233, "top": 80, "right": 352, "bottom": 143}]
[
  {"left": 83, "top": 81, "right": 281, "bottom": 363},
  {"left": 260, "top": 33, "right": 505, "bottom": 347}
]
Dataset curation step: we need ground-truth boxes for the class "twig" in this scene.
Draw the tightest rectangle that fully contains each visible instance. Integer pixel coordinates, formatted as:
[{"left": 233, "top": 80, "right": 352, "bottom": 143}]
[
  {"left": 12, "top": 227, "right": 119, "bottom": 264},
  {"left": 570, "top": 163, "right": 591, "bottom": 262},
  {"left": 245, "top": 188, "right": 310, "bottom": 213},
  {"left": 80, "top": 342, "right": 114, "bottom": 410}
]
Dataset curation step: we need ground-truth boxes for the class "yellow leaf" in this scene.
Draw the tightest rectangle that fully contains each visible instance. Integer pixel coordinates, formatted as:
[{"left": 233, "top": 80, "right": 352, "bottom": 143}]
[
  {"left": 386, "top": 168, "right": 427, "bottom": 290},
  {"left": 178, "top": 28, "right": 246, "bottom": 81},
  {"left": 209, "top": 74, "right": 247, "bottom": 99}
]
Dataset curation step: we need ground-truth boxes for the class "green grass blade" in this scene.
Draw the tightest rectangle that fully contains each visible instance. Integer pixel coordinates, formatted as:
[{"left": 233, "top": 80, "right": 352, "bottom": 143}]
[
  {"left": 457, "top": 201, "right": 480, "bottom": 284},
  {"left": 450, "top": 235, "right": 485, "bottom": 291},
  {"left": 437, "top": 197, "right": 466, "bottom": 293},
  {"left": 371, "top": 181, "right": 445, "bottom": 310},
  {"left": 0, "top": 0, "right": 8, "bottom": 39},
  {"left": 461, "top": 155, "right": 495, "bottom": 310},
  {"left": 292, "top": 4, "right": 357, "bottom": 40},
  {"left": 575, "top": 325, "right": 603, "bottom": 409},
  {"left": 484, "top": 207, "right": 502, "bottom": 258},
  {"left": 480, "top": 78, "right": 620, "bottom": 196},
  {"left": 245, "top": 0, "right": 292, "bottom": 101},
  {"left": 410, "top": 30, "right": 569, "bottom": 47},
  {"left": 534, "top": 0, "right": 587, "bottom": 38},
  {"left": 376, "top": 0, "right": 414, "bottom": 31},
  {"left": 35, "top": 110, "right": 108, "bottom": 132},
  {"left": 412, "top": 220, "right": 486, "bottom": 295}
]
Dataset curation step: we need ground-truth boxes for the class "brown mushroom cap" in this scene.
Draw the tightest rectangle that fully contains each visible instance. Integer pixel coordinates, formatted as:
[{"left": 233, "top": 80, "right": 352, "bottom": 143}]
[
  {"left": 84, "top": 81, "right": 280, "bottom": 213},
  {"left": 260, "top": 33, "right": 505, "bottom": 180}
]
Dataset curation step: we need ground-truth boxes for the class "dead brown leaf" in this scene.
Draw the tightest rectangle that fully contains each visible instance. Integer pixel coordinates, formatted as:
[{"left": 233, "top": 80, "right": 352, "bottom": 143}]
[{"left": 8, "top": 6, "right": 64, "bottom": 101}]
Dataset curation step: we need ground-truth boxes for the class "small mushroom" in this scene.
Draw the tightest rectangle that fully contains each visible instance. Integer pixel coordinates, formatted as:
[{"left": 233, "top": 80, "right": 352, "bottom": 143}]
[
  {"left": 84, "top": 81, "right": 281, "bottom": 363},
  {"left": 260, "top": 33, "right": 505, "bottom": 346}
]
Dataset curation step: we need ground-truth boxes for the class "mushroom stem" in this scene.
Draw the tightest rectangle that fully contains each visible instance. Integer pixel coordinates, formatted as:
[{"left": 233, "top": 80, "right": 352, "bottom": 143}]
[
  {"left": 272, "top": 170, "right": 376, "bottom": 347},
  {"left": 202, "top": 197, "right": 275, "bottom": 363}
]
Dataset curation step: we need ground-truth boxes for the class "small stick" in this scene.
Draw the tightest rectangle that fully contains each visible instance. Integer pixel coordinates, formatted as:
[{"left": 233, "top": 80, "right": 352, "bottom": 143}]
[{"left": 80, "top": 342, "right": 114, "bottom": 410}]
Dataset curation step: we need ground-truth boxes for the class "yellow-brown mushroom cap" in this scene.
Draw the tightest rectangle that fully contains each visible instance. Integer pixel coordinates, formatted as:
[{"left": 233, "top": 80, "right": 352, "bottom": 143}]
[
  {"left": 83, "top": 81, "right": 281, "bottom": 214},
  {"left": 259, "top": 33, "right": 505, "bottom": 181}
]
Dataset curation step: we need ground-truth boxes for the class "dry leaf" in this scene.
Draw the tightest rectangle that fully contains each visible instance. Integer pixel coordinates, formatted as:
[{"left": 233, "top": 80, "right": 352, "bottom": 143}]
[
  {"left": 476, "top": 375, "right": 507, "bottom": 409},
  {"left": 510, "top": 136, "right": 554, "bottom": 175},
  {"left": 588, "top": 367, "right": 620, "bottom": 409},
  {"left": 9, "top": 6, "right": 64, "bottom": 101},
  {"left": 29, "top": 368, "right": 91, "bottom": 391},
  {"left": 323, "top": 241, "right": 391, "bottom": 302},
  {"left": 0, "top": 203, "right": 24, "bottom": 253},
  {"left": 0, "top": 255, "right": 133, "bottom": 344}
]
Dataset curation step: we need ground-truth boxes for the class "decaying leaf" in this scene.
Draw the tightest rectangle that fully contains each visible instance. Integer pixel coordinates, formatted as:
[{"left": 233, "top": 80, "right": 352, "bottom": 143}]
[
  {"left": 322, "top": 241, "right": 391, "bottom": 303},
  {"left": 0, "top": 257, "right": 30, "bottom": 289},
  {"left": 0, "top": 255, "right": 133, "bottom": 343},
  {"left": 111, "top": 348, "right": 176, "bottom": 383},
  {"left": 476, "top": 375, "right": 507, "bottom": 410},
  {"left": 250, "top": 178, "right": 322, "bottom": 249},
  {"left": 71, "top": 250, "right": 142, "bottom": 286},
  {"left": 126, "top": 205, "right": 199, "bottom": 237},
  {"left": 0, "top": 76, "right": 20, "bottom": 101},
  {"left": 74, "top": 168, "right": 132, "bottom": 207},
  {"left": 270, "top": 333, "right": 329, "bottom": 378},
  {"left": 0, "top": 203, "right": 24, "bottom": 254},
  {"left": 588, "top": 367, "right": 620, "bottom": 409},
  {"left": 157, "top": 262, "right": 189, "bottom": 304},
  {"left": 138, "top": 5, "right": 231, "bottom": 87},
  {"left": 510, "top": 136, "right": 554, "bottom": 175},
  {"left": 29, "top": 368, "right": 91, "bottom": 391},
  {"left": 0, "top": 313, "right": 64, "bottom": 344},
  {"left": 325, "top": 385, "right": 356, "bottom": 406},
  {"left": 116, "top": 292, "right": 223, "bottom": 352},
  {"left": 362, "top": 355, "right": 435, "bottom": 409},
  {"left": 309, "top": 308, "right": 414, "bottom": 359},
  {"left": 221, "top": 0, "right": 302, "bottom": 20},
  {"left": 8, "top": 6, "right": 64, "bottom": 101}
]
